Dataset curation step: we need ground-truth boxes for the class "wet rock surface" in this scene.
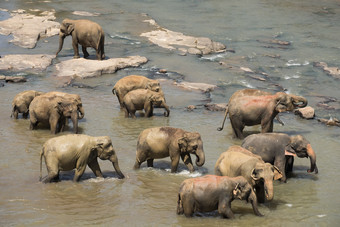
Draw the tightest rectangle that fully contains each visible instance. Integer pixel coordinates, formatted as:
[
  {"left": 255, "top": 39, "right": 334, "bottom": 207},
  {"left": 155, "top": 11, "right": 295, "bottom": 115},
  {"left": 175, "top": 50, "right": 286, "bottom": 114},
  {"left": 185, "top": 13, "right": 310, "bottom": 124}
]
[
  {"left": 314, "top": 62, "right": 340, "bottom": 79},
  {"left": 294, "top": 106, "right": 315, "bottom": 119},
  {"left": 173, "top": 81, "right": 217, "bottom": 93},
  {"left": 0, "top": 54, "right": 55, "bottom": 72}
]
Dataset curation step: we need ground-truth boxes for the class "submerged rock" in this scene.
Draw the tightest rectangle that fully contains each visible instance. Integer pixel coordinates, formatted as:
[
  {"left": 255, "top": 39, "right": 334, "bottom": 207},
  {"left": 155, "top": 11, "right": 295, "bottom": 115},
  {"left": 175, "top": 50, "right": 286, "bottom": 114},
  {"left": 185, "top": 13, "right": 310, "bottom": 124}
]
[
  {"left": 318, "top": 117, "right": 340, "bottom": 127},
  {"left": 204, "top": 103, "right": 228, "bottom": 111},
  {"left": 55, "top": 56, "right": 148, "bottom": 78},
  {"left": 314, "top": 62, "right": 340, "bottom": 79},
  {"left": 141, "top": 18, "right": 226, "bottom": 55},
  {"left": 173, "top": 81, "right": 217, "bottom": 93},
  {"left": 0, "top": 9, "right": 60, "bottom": 48},
  {"left": 0, "top": 54, "right": 55, "bottom": 72},
  {"left": 294, "top": 106, "right": 315, "bottom": 119}
]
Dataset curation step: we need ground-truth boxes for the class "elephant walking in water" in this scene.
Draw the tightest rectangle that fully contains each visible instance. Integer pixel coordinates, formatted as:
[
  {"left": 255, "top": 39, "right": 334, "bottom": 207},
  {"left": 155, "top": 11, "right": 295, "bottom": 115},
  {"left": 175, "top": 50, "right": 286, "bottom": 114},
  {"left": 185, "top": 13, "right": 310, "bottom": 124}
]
[
  {"left": 56, "top": 19, "right": 105, "bottom": 60},
  {"left": 217, "top": 89, "right": 308, "bottom": 139},
  {"left": 40, "top": 134, "right": 125, "bottom": 183},
  {"left": 11, "top": 90, "right": 44, "bottom": 119}
]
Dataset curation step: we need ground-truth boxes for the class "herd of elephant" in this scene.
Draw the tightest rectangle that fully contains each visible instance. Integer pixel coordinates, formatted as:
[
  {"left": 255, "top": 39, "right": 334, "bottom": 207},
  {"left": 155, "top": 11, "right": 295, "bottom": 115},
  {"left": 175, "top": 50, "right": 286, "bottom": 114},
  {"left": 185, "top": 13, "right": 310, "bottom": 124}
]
[{"left": 10, "top": 18, "right": 318, "bottom": 220}]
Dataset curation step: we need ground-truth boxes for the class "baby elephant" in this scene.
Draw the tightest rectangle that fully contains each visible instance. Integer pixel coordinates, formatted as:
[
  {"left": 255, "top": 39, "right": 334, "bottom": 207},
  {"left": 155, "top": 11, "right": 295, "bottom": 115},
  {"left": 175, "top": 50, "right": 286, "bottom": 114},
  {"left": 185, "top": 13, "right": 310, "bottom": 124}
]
[
  {"left": 40, "top": 134, "right": 125, "bottom": 183},
  {"left": 122, "top": 89, "right": 170, "bottom": 118},
  {"left": 177, "top": 175, "right": 263, "bottom": 218},
  {"left": 11, "top": 90, "right": 44, "bottom": 119}
]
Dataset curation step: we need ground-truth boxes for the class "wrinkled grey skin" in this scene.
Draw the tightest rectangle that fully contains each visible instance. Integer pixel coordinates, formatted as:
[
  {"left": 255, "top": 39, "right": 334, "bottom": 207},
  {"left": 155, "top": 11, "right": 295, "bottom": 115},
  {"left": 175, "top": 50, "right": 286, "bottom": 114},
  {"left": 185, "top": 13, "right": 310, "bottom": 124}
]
[
  {"left": 29, "top": 95, "right": 79, "bottom": 134},
  {"left": 134, "top": 127, "right": 205, "bottom": 173},
  {"left": 56, "top": 19, "right": 105, "bottom": 60},
  {"left": 215, "top": 146, "right": 282, "bottom": 203},
  {"left": 242, "top": 133, "right": 318, "bottom": 183},
  {"left": 122, "top": 89, "right": 170, "bottom": 118},
  {"left": 40, "top": 134, "right": 125, "bottom": 183},
  {"left": 44, "top": 91, "right": 85, "bottom": 120},
  {"left": 217, "top": 89, "right": 308, "bottom": 139},
  {"left": 177, "top": 175, "right": 263, "bottom": 218},
  {"left": 112, "top": 75, "right": 163, "bottom": 108},
  {"left": 11, "top": 90, "right": 44, "bottom": 119}
]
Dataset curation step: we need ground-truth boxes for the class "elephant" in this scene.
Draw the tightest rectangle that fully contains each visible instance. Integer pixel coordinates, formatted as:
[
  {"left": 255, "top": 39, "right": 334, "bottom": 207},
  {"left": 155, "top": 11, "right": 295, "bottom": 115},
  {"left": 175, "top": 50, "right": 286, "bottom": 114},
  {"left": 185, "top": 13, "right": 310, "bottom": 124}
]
[
  {"left": 56, "top": 19, "right": 105, "bottom": 60},
  {"left": 177, "top": 175, "right": 263, "bottom": 218},
  {"left": 112, "top": 75, "right": 163, "bottom": 108},
  {"left": 44, "top": 91, "right": 85, "bottom": 120},
  {"left": 39, "top": 134, "right": 125, "bottom": 183},
  {"left": 11, "top": 90, "right": 44, "bottom": 119},
  {"left": 217, "top": 89, "right": 308, "bottom": 139},
  {"left": 122, "top": 89, "right": 170, "bottom": 118},
  {"left": 241, "top": 133, "right": 318, "bottom": 183},
  {"left": 215, "top": 146, "right": 282, "bottom": 203},
  {"left": 29, "top": 95, "right": 79, "bottom": 134},
  {"left": 134, "top": 127, "right": 205, "bottom": 173}
]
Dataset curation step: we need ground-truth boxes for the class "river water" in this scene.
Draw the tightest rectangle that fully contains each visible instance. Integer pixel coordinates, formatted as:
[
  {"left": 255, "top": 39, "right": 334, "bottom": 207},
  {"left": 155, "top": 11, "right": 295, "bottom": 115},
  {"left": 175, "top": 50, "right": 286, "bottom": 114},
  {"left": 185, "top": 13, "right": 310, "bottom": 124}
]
[{"left": 1, "top": 0, "right": 339, "bottom": 226}]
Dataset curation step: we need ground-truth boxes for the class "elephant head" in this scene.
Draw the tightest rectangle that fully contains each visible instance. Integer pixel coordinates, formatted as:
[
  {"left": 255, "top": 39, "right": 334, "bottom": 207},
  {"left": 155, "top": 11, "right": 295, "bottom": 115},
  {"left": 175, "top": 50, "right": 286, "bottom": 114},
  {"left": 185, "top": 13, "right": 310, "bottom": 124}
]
[
  {"left": 251, "top": 163, "right": 282, "bottom": 201},
  {"left": 56, "top": 19, "right": 74, "bottom": 56},
  {"left": 147, "top": 80, "right": 161, "bottom": 93},
  {"left": 178, "top": 132, "right": 205, "bottom": 167},
  {"left": 71, "top": 95, "right": 85, "bottom": 119},
  {"left": 286, "top": 135, "right": 318, "bottom": 174},
  {"left": 95, "top": 136, "right": 125, "bottom": 179},
  {"left": 56, "top": 100, "right": 79, "bottom": 133},
  {"left": 233, "top": 177, "right": 263, "bottom": 216},
  {"left": 275, "top": 92, "right": 308, "bottom": 113},
  {"left": 149, "top": 92, "right": 170, "bottom": 117}
]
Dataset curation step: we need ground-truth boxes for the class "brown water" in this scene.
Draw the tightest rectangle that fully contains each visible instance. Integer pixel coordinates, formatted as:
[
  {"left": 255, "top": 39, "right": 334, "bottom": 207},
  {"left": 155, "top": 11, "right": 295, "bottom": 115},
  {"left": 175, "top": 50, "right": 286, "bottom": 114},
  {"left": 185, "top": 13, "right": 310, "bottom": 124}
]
[{"left": 1, "top": 0, "right": 340, "bottom": 226}]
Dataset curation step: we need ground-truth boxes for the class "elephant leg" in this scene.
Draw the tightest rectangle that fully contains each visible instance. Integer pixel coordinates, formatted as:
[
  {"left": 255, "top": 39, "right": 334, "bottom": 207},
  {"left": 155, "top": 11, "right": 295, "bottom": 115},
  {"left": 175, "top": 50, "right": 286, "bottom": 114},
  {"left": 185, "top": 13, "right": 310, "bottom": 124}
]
[
  {"left": 73, "top": 165, "right": 87, "bottom": 182},
  {"left": 230, "top": 118, "right": 244, "bottom": 139},
  {"left": 285, "top": 156, "right": 294, "bottom": 173},
  {"left": 72, "top": 38, "right": 80, "bottom": 59},
  {"left": 88, "top": 159, "right": 104, "bottom": 178},
  {"left": 275, "top": 157, "right": 287, "bottom": 183},
  {"left": 23, "top": 111, "right": 29, "bottom": 119},
  {"left": 147, "top": 159, "right": 154, "bottom": 167},
  {"left": 180, "top": 153, "right": 194, "bottom": 173},
  {"left": 43, "top": 156, "right": 60, "bottom": 183},
  {"left": 261, "top": 119, "right": 274, "bottom": 133},
  {"left": 134, "top": 150, "right": 147, "bottom": 169},
  {"left": 255, "top": 184, "right": 265, "bottom": 203},
  {"left": 49, "top": 117, "right": 59, "bottom": 134},
  {"left": 82, "top": 46, "right": 89, "bottom": 58},
  {"left": 218, "top": 199, "right": 234, "bottom": 219},
  {"left": 144, "top": 103, "right": 153, "bottom": 117},
  {"left": 182, "top": 195, "right": 194, "bottom": 217},
  {"left": 170, "top": 155, "right": 180, "bottom": 173},
  {"left": 29, "top": 117, "right": 38, "bottom": 130}
]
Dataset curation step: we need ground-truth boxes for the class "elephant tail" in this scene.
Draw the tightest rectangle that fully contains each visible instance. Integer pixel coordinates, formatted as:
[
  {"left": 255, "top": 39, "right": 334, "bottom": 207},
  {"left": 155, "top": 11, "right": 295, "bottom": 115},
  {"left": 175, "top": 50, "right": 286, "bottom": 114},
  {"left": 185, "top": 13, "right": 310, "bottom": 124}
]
[
  {"left": 217, "top": 105, "right": 229, "bottom": 131},
  {"left": 39, "top": 148, "right": 44, "bottom": 181},
  {"left": 177, "top": 193, "right": 184, "bottom": 215},
  {"left": 11, "top": 105, "right": 16, "bottom": 118}
]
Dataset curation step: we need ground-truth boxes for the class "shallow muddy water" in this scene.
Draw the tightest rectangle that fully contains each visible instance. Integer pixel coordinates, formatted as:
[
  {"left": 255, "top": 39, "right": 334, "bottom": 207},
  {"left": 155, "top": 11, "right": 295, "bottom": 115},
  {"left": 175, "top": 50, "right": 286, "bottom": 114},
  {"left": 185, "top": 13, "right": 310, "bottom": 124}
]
[{"left": 1, "top": 0, "right": 340, "bottom": 226}]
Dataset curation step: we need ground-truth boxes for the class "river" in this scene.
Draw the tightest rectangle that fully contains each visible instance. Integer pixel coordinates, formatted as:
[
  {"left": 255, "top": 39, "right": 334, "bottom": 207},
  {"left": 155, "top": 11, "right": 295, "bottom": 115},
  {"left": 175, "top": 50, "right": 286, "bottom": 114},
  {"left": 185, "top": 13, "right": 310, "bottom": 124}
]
[{"left": 0, "top": 0, "right": 339, "bottom": 226}]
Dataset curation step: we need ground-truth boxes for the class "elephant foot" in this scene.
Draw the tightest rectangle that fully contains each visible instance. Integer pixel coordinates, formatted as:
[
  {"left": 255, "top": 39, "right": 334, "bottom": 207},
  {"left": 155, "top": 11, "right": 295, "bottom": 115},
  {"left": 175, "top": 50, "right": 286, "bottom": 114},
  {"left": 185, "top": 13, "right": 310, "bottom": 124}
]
[{"left": 73, "top": 55, "right": 80, "bottom": 59}]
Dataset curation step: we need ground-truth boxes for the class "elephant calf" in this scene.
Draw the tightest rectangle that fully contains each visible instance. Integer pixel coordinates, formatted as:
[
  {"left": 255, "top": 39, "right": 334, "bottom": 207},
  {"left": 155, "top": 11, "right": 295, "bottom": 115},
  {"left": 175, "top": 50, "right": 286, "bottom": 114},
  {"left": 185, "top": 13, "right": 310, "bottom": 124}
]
[
  {"left": 11, "top": 90, "right": 44, "bottom": 119},
  {"left": 40, "top": 134, "right": 125, "bottom": 183},
  {"left": 134, "top": 127, "right": 205, "bottom": 173},
  {"left": 177, "top": 175, "right": 263, "bottom": 218},
  {"left": 122, "top": 89, "right": 170, "bottom": 118}
]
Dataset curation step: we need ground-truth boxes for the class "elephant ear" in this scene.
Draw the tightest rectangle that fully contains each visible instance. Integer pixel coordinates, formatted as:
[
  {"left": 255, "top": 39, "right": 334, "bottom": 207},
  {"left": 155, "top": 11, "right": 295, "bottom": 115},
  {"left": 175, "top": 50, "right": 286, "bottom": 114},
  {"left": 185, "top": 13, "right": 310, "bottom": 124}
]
[
  {"left": 178, "top": 136, "right": 188, "bottom": 153},
  {"left": 285, "top": 143, "right": 297, "bottom": 157},
  {"left": 95, "top": 142, "right": 104, "bottom": 157},
  {"left": 63, "top": 20, "right": 74, "bottom": 35},
  {"left": 233, "top": 183, "right": 241, "bottom": 197},
  {"left": 274, "top": 93, "right": 288, "bottom": 113},
  {"left": 273, "top": 165, "right": 283, "bottom": 180},
  {"left": 251, "top": 168, "right": 262, "bottom": 181}
]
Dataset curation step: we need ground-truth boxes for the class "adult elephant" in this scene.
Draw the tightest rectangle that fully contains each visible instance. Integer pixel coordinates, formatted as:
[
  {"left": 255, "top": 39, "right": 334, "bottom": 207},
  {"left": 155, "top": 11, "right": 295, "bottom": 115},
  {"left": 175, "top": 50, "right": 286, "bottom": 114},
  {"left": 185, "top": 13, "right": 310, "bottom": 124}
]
[
  {"left": 134, "top": 127, "right": 205, "bottom": 173},
  {"left": 11, "top": 90, "right": 44, "bottom": 119},
  {"left": 44, "top": 91, "right": 85, "bottom": 120},
  {"left": 242, "top": 133, "right": 318, "bottom": 182},
  {"left": 112, "top": 75, "right": 163, "bottom": 108},
  {"left": 122, "top": 89, "right": 170, "bottom": 118},
  {"left": 56, "top": 19, "right": 105, "bottom": 60},
  {"left": 29, "top": 96, "right": 79, "bottom": 134},
  {"left": 217, "top": 89, "right": 308, "bottom": 139},
  {"left": 177, "top": 175, "right": 263, "bottom": 218},
  {"left": 40, "top": 134, "right": 125, "bottom": 183},
  {"left": 215, "top": 146, "right": 282, "bottom": 203}
]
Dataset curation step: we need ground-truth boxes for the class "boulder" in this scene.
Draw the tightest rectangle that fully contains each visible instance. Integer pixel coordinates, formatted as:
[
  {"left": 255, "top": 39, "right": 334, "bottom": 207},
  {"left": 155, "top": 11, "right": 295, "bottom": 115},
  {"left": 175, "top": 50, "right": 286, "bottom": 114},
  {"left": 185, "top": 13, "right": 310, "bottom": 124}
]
[
  {"left": 294, "top": 106, "right": 315, "bottom": 119},
  {"left": 173, "top": 81, "right": 217, "bottom": 93},
  {"left": 0, "top": 9, "right": 60, "bottom": 49},
  {"left": 0, "top": 54, "right": 55, "bottom": 72},
  {"left": 54, "top": 56, "right": 148, "bottom": 78},
  {"left": 141, "top": 18, "right": 226, "bottom": 55}
]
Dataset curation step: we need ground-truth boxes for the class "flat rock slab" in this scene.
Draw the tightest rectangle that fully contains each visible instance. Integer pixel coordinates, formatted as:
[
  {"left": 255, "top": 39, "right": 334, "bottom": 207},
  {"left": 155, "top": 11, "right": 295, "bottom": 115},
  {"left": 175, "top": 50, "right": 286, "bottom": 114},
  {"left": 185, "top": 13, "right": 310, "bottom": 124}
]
[
  {"left": 0, "top": 54, "right": 55, "bottom": 72},
  {"left": 141, "top": 18, "right": 226, "bottom": 55},
  {"left": 0, "top": 9, "right": 60, "bottom": 48},
  {"left": 55, "top": 56, "right": 148, "bottom": 78},
  {"left": 173, "top": 81, "right": 217, "bottom": 93}
]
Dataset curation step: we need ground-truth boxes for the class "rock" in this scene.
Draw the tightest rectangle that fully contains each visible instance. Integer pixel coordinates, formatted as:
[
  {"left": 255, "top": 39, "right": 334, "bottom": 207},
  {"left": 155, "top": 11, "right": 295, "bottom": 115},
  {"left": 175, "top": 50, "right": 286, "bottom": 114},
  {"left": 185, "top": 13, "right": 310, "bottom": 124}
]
[
  {"left": 0, "top": 54, "right": 55, "bottom": 72},
  {"left": 0, "top": 75, "right": 27, "bottom": 83},
  {"left": 186, "top": 105, "right": 196, "bottom": 111},
  {"left": 0, "top": 9, "right": 60, "bottom": 48},
  {"left": 141, "top": 18, "right": 226, "bottom": 55},
  {"left": 159, "top": 69, "right": 167, "bottom": 73},
  {"left": 55, "top": 56, "right": 148, "bottom": 78},
  {"left": 294, "top": 106, "right": 315, "bottom": 119},
  {"left": 257, "top": 39, "right": 291, "bottom": 46},
  {"left": 204, "top": 103, "right": 228, "bottom": 111},
  {"left": 173, "top": 81, "right": 217, "bottom": 93},
  {"left": 318, "top": 117, "right": 340, "bottom": 127},
  {"left": 313, "top": 62, "right": 340, "bottom": 79}
]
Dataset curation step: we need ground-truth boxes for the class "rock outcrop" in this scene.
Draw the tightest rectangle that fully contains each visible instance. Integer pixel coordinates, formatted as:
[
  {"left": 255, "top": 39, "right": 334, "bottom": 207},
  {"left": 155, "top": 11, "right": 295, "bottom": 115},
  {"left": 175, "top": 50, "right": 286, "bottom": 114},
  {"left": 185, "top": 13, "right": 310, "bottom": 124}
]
[
  {"left": 0, "top": 9, "right": 60, "bottom": 48},
  {"left": 54, "top": 56, "right": 148, "bottom": 78},
  {"left": 140, "top": 18, "right": 226, "bottom": 55},
  {"left": 0, "top": 54, "right": 55, "bottom": 72},
  {"left": 173, "top": 81, "right": 217, "bottom": 93},
  {"left": 314, "top": 62, "right": 340, "bottom": 79}
]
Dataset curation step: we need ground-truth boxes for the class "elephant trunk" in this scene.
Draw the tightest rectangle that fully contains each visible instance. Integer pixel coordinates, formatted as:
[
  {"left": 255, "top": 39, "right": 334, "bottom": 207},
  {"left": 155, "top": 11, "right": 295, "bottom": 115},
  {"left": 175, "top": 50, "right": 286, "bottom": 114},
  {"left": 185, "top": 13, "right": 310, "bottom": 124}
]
[
  {"left": 162, "top": 102, "right": 170, "bottom": 117},
  {"left": 78, "top": 106, "right": 85, "bottom": 119},
  {"left": 291, "top": 95, "right": 308, "bottom": 108},
  {"left": 306, "top": 144, "right": 318, "bottom": 173},
  {"left": 71, "top": 112, "right": 78, "bottom": 134},
  {"left": 56, "top": 32, "right": 66, "bottom": 56},
  {"left": 110, "top": 156, "right": 125, "bottom": 179},
  {"left": 248, "top": 190, "right": 263, "bottom": 217},
  {"left": 264, "top": 181, "right": 274, "bottom": 201},
  {"left": 217, "top": 106, "right": 228, "bottom": 131},
  {"left": 195, "top": 146, "right": 205, "bottom": 167}
]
